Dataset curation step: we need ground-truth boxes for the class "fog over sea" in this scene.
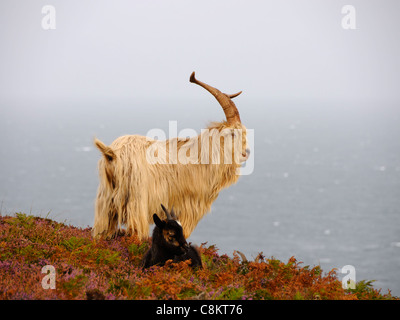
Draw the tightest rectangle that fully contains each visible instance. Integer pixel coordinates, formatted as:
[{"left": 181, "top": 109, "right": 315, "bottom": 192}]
[{"left": 1, "top": 98, "right": 399, "bottom": 296}]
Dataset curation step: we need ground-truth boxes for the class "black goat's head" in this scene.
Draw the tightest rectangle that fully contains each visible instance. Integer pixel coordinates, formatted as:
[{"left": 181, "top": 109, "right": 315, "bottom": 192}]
[{"left": 153, "top": 204, "right": 189, "bottom": 254}]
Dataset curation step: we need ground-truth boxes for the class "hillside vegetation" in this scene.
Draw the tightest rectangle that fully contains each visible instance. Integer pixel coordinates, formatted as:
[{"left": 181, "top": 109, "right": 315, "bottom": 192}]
[{"left": 0, "top": 213, "right": 396, "bottom": 300}]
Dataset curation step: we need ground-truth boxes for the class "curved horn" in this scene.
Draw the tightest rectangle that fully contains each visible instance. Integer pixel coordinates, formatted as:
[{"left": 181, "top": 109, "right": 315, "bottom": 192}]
[
  {"left": 190, "top": 72, "right": 242, "bottom": 124},
  {"left": 161, "top": 204, "right": 172, "bottom": 220},
  {"left": 170, "top": 206, "right": 177, "bottom": 220}
]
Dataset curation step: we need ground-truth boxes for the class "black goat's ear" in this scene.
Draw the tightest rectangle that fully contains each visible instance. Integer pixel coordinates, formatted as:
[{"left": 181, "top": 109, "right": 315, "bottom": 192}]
[{"left": 153, "top": 214, "right": 165, "bottom": 228}]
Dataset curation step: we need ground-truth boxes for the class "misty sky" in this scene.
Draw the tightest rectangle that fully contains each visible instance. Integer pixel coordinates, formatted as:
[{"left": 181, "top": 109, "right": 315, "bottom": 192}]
[{"left": 0, "top": 0, "right": 399, "bottom": 104}]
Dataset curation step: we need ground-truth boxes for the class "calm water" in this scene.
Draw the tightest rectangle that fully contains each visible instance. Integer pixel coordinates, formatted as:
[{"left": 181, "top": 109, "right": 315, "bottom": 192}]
[{"left": 1, "top": 98, "right": 399, "bottom": 296}]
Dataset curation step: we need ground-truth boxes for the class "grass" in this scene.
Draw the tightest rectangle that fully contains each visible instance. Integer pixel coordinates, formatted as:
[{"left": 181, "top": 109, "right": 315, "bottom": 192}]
[{"left": 0, "top": 213, "right": 397, "bottom": 300}]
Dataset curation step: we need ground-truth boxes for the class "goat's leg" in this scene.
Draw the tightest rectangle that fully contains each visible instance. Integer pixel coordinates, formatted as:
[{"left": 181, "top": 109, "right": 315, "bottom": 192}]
[
  {"left": 125, "top": 192, "right": 150, "bottom": 241},
  {"left": 93, "top": 193, "right": 112, "bottom": 239}
]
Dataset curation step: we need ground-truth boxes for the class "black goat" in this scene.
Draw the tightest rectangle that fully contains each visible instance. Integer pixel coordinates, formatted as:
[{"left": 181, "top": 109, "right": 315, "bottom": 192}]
[{"left": 141, "top": 204, "right": 202, "bottom": 269}]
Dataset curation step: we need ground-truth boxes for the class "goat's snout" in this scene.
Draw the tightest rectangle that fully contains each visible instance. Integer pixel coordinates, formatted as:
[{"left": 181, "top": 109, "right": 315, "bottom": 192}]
[
  {"left": 182, "top": 242, "right": 190, "bottom": 253},
  {"left": 241, "top": 148, "right": 251, "bottom": 161}
]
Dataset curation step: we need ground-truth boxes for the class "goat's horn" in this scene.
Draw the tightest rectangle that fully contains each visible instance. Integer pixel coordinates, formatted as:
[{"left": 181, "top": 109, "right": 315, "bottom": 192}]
[
  {"left": 227, "top": 91, "right": 242, "bottom": 99},
  {"left": 234, "top": 250, "right": 248, "bottom": 263},
  {"left": 170, "top": 206, "right": 177, "bottom": 220},
  {"left": 190, "top": 71, "right": 242, "bottom": 124},
  {"left": 161, "top": 204, "right": 172, "bottom": 220}
]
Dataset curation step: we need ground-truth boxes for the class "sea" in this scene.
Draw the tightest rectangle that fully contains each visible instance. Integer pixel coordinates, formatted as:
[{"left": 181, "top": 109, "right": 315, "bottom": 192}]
[{"left": 1, "top": 97, "right": 399, "bottom": 296}]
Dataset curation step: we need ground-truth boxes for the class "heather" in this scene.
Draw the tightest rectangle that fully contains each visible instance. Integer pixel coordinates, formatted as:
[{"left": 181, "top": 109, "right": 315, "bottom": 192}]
[{"left": 0, "top": 213, "right": 396, "bottom": 300}]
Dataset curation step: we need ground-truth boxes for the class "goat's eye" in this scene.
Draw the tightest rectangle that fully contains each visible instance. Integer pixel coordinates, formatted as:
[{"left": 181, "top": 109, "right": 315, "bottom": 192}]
[{"left": 167, "top": 236, "right": 179, "bottom": 246}]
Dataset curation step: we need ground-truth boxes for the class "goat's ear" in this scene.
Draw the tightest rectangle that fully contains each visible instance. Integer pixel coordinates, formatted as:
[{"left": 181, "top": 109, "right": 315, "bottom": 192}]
[{"left": 153, "top": 214, "right": 165, "bottom": 229}]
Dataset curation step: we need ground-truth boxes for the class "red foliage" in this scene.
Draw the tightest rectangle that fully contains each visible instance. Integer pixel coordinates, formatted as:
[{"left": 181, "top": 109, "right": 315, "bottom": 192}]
[{"left": 0, "top": 214, "right": 396, "bottom": 300}]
